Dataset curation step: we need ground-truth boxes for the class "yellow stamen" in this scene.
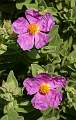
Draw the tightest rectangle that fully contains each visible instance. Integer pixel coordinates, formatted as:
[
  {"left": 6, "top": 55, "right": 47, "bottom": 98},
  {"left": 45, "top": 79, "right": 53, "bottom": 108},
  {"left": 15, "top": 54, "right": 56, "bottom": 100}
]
[
  {"left": 39, "top": 83, "right": 50, "bottom": 94},
  {"left": 28, "top": 23, "right": 39, "bottom": 34}
]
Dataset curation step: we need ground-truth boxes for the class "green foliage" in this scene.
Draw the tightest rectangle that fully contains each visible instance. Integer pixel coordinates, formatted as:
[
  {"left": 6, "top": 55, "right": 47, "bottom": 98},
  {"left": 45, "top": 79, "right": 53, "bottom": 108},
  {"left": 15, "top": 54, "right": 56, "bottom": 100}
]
[
  {"left": 0, "top": 44, "right": 7, "bottom": 55},
  {"left": 0, "top": 71, "right": 20, "bottom": 96},
  {"left": 31, "top": 64, "right": 45, "bottom": 76},
  {"left": 1, "top": 108, "right": 24, "bottom": 120}
]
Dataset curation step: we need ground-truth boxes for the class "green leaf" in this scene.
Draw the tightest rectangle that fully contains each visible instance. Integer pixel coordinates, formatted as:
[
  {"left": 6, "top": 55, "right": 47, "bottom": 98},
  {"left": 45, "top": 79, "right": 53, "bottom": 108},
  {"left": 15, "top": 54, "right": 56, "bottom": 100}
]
[
  {"left": 0, "top": 44, "right": 7, "bottom": 55},
  {"left": 44, "top": 64, "right": 55, "bottom": 74},
  {"left": 42, "top": 109, "right": 60, "bottom": 120},
  {"left": 4, "top": 101, "right": 14, "bottom": 113},
  {"left": 0, "top": 115, "right": 8, "bottom": 120},
  {"left": 7, "top": 108, "right": 18, "bottom": 120},
  {"left": 31, "top": 64, "right": 45, "bottom": 76},
  {"left": 68, "top": 50, "right": 76, "bottom": 63},
  {"left": 37, "top": 0, "right": 47, "bottom": 10},
  {"left": 25, "top": 3, "right": 38, "bottom": 9},
  {"left": 16, "top": 0, "right": 38, "bottom": 10},
  {"left": 19, "top": 101, "right": 29, "bottom": 106},
  {"left": 60, "top": 41, "right": 69, "bottom": 57},
  {"left": 56, "top": 2, "right": 62, "bottom": 10},
  {"left": 46, "top": 7, "right": 57, "bottom": 16},
  {"left": 65, "top": 0, "right": 70, "bottom": 6},
  {"left": 0, "top": 93, "right": 13, "bottom": 102},
  {"left": 71, "top": 0, "right": 75, "bottom": 8},
  {"left": 0, "top": 109, "right": 24, "bottom": 120},
  {"left": 16, "top": 107, "right": 28, "bottom": 113},
  {"left": 17, "top": 116, "right": 24, "bottom": 120},
  {"left": 6, "top": 71, "right": 19, "bottom": 94},
  {"left": 2, "top": 71, "right": 19, "bottom": 95},
  {"left": 49, "top": 25, "right": 63, "bottom": 46},
  {"left": 27, "top": 49, "right": 40, "bottom": 59},
  {"left": 16, "top": 0, "right": 32, "bottom": 9},
  {"left": 37, "top": 117, "right": 44, "bottom": 120},
  {"left": 7, "top": 71, "right": 18, "bottom": 87}
]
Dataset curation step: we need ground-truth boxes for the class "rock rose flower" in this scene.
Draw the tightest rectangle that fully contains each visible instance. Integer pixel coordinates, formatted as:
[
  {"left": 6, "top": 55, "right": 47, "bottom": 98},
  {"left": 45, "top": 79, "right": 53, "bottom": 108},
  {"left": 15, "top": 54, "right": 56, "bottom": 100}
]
[
  {"left": 23, "top": 73, "right": 66, "bottom": 110},
  {"left": 12, "top": 9, "right": 55, "bottom": 51}
]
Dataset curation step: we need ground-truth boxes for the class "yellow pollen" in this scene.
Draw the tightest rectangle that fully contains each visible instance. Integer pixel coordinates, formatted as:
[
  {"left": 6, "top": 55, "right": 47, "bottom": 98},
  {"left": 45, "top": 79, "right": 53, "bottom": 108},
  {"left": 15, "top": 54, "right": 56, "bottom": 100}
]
[
  {"left": 28, "top": 23, "right": 39, "bottom": 34},
  {"left": 39, "top": 83, "right": 50, "bottom": 94}
]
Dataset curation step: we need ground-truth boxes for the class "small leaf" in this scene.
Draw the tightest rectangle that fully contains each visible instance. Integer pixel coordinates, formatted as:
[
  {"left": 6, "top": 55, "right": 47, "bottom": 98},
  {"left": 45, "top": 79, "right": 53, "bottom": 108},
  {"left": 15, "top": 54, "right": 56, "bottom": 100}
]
[
  {"left": 0, "top": 44, "right": 7, "bottom": 55},
  {"left": 71, "top": 0, "right": 75, "bottom": 8},
  {"left": 16, "top": 107, "right": 28, "bottom": 113},
  {"left": 19, "top": 101, "right": 29, "bottom": 106},
  {"left": 31, "top": 64, "right": 45, "bottom": 76},
  {"left": 46, "top": 7, "right": 57, "bottom": 16},
  {"left": 37, "top": 0, "right": 47, "bottom": 10},
  {"left": 16, "top": 0, "right": 32, "bottom": 9},
  {"left": 68, "top": 50, "right": 76, "bottom": 63},
  {"left": 6, "top": 71, "right": 18, "bottom": 93},
  {"left": 0, "top": 115, "right": 8, "bottom": 120},
  {"left": 27, "top": 49, "right": 40, "bottom": 59},
  {"left": 7, "top": 71, "right": 18, "bottom": 87},
  {"left": 17, "top": 116, "right": 24, "bottom": 120},
  {"left": 8, "top": 108, "right": 18, "bottom": 120},
  {"left": 2, "top": 71, "right": 19, "bottom": 95}
]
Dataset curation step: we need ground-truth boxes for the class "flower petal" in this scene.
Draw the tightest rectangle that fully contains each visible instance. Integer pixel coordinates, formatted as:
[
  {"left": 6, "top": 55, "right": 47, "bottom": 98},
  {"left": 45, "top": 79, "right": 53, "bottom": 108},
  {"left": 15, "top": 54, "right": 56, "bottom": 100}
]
[
  {"left": 51, "top": 76, "right": 66, "bottom": 89},
  {"left": 38, "top": 13, "right": 55, "bottom": 32},
  {"left": 48, "top": 90, "right": 62, "bottom": 108},
  {"left": 35, "top": 73, "right": 56, "bottom": 89},
  {"left": 25, "top": 9, "right": 40, "bottom": 23},
  {"left": 23, "top": 78, "right": 39, "bottom": 95},
  {"left": 35, "top": 32, "right": 48, "bottom": 49},
  {"left": 25, "top": 9, "right": 40, "bottom": 18},
  {"left": 17, "top": 33, "right": 34, "bottom": 50},
  {"left": 12, "top": 17, "right": 29, "bottom": 34},
  {"left": 32, "top": 92, "right": 49, "bottom": 110}
]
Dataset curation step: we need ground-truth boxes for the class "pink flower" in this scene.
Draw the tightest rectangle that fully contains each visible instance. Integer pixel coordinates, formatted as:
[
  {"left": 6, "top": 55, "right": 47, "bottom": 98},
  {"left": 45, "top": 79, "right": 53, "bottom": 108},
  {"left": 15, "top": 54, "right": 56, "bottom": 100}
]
[
  {"left": 12, "top": 9, "right": 55, "bottom": 51},
  {"left": 23, "top": 73, "right": 66, "bottom": 110}
]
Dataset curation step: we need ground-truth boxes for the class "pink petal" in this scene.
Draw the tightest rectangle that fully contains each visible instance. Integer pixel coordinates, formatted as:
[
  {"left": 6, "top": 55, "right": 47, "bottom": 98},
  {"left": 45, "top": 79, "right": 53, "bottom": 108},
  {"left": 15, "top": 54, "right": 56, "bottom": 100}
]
[
  {"left": 26, "top": 15, "right": 38, "bottom": 24},
  {"left": 51, "top": 76, "right": 67, "bottom": 89},
  {"left": 32, "top": 92, "right": 49, "bottom": 110},
  {"left": 32, "top": 90, "right": 62, "bottom": 110},
  {"left": 35, "top": 73, "right": 55, "bottom": 89},
  {"left": 25, "top": 9, "right": 40, "bottom": 23},
  {"left": 38, "top": 13, "right": 55, "bottom": 32},
  {"left": 48, "top": 90, "right": 62, "bottom": 108},
  {"left": 23, "top": 78, "right": 39, "bottom": 95},
  {"left": 12, "top": 17, "right": 29, "bottom": 34},
  {"left": 25, "top": 9, "right": 40, "bottom": 18},
  {"left": 17, "top": 33, "right": 34, "bottom": 51},
  {"left": 35, "top": 32, "right": 48, "bottom": 49}
]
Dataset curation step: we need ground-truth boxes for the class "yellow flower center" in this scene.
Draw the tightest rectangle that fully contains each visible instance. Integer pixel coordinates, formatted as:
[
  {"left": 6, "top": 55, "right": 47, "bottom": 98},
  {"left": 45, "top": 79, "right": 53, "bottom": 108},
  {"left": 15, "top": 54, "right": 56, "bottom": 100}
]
[
  {"left": 39, "top": 83, "right": 50, "bottom": 94},
  {"left": 28, "top": 23, "right": 39, "bottom": 34}
]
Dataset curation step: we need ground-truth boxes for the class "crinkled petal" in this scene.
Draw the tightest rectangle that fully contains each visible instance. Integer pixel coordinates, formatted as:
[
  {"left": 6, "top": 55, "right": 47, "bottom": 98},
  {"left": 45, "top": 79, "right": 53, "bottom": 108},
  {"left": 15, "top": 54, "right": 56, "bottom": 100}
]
[
  {"left": 25, "top": 9, "right": 39, "bottom": 23},
  {"left": 25, "top": 9, "right": 40, "bottom": 18},
  {"left": 23, "top": 78, "right": 40, "bottom": 95},
  {"left": 32, "top": 92, "right": 49, "bottom": 110},
  {"left": 35, "top": 73, "right": 55, "bottom": 89},
  {"left": 36, "top": 73, "right": 51, "bottom": 81},
  {"left": 51, "top": 76, "right": 66, "bottom": 88},
  {"left": 17, "top": 33, "right": 34, "bottom": 51},
  {"left": 38, "top": 13, "right": 55, "bottom": 32},
  {"left": 32, "top": 90, "right": 62, "bottom": 110},
  {"left": 48, "top": 90, "right": 62, "bottom": 108},
  {"left": 35, "top": 32, "right": 48, "bottom": 49},
  {"left": 12, "top": 17, "right": 29, "bottom": 34}
]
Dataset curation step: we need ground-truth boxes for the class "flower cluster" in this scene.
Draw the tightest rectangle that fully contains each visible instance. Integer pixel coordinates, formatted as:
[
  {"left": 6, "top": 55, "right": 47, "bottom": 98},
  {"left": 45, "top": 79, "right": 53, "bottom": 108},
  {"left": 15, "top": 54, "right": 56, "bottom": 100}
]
[
  {"left": 23, "top": 73, "right": 66, "bottom": 110},
  {"left": 12, "top": 9, "right": 55, "bottom": 51},
  {"left": 12, "top": 9, "right": 66, "bottom": 111}
]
